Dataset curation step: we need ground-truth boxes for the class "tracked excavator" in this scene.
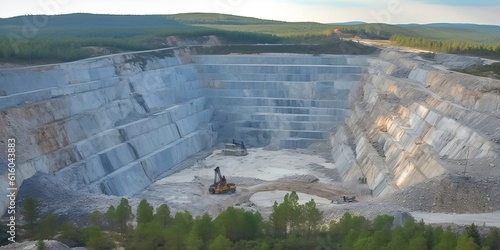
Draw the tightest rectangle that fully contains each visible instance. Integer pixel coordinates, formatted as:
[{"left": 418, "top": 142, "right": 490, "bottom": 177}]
[{"left": 209, "top": 166, "right": 236, "bottom": 194}]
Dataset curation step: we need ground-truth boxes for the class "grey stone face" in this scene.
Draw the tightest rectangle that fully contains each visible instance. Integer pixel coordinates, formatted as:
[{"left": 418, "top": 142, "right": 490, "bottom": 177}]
[{"left": 0, "top": 53, "right": 368, "bottom": 214}]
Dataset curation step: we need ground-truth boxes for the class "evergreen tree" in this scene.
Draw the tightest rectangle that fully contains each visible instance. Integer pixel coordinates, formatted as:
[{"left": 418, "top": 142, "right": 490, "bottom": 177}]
[
  {"left": 37, "top": 213, "right": 58, "bottom": 239},
  {"left": 286, "top": 191, "right": 303, "bottom": 234},
  {"left": 185, "top": 228, "right": 203, "bottom": 250},
  {"left": 242, "top": 210, "right": 263, "bottom": 240},
  {"left": 209, "top": 234, "right": 231, "bottom": 250},
  {"left": 436, "top": 227, "right": 457, "bottom": 250},
  {"left": 353, "top": 236, "right": 376, "bottom": 250},
  {"left": 372, "top": 215, "right": 394, "bottom": 232},
  {"left": 37, "top": 239, "right": 45, "bottom": 250},
  {"left": 386, "top": 228, "right": 408, "bottom": 250},
  {"left": 130, "top": 221, "right": 163, "bottom": 250},
  {"left": 192, "top": 213, "right": 214, "bottom": 245},
  {"left": 164, "top": 211, "right": 193, "bottom": 250},
  {"left": 269, "top": 201, "right": 287, "bottom": 237},
  {"left": 136, "top": 199, "right": 154, "bottom": 225},
  {"left": 371, "top": 230, "right": 391, "bottom": 249},
  {"left": 408, "top": 234, "right": 427, "bottom": 250},
  {"left": 22, "top": 197, "right": 39, "bottom": 230},
  {"left": 115, "top": 198, "right": 132, "bottom": 233},
  {"left": 214, "top": 206, "right": 244, "bottom": 242},
  {"left": 105, "top": 205, "right": 117, "bottom": 231},
  {"left": 482, "top": 227, "right": 500, "bottom": 250},
  {"left": 85, "top": 225, "right": 114, "bottom": 250},
  {"left": 466, "top": 223, "right": 481, "bottom": 247},
  {"left": 302, "top": 199, "right": 322, "bottom": 238},
  {"left": 456, "top": 234, "right": 479, "bottom": 250},
  {"left": 89, "top": 210, "right": 102, "bottom": 227},
  {"left": 268, "top": 191, "right": 309, "bottom": 237},
  {"left": 155, "top": 204, "right": 172, "bottom": 228},
  {"left": 59, "top": 221, "right": 86, "bottom": 247}
]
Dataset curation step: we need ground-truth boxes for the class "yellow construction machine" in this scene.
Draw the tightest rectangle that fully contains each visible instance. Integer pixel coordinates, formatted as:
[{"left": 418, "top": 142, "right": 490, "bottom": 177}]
[{"left": 209, "top": 166, "right": 236, "bottom": 194}]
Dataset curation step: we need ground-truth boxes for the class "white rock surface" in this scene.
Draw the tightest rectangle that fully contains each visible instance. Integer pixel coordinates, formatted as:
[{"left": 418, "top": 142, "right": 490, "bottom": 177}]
[{"left": 1, "top": 48, "right": 499, "bottom": 218}]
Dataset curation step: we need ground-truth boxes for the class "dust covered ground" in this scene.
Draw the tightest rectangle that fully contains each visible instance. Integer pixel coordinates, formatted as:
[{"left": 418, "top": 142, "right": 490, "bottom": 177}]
[
  {"left": 133, "top": 147, "right": 373, "bottom": 218},
  {"left": 12, "top": 147, "right": 500, "bottom": 229},
  {"left": 133, "top": 147, "right": 500, "bottom": 226}
]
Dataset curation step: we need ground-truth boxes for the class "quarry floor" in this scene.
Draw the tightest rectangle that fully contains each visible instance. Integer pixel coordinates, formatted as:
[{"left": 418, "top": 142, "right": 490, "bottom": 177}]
[
  {"left": 134, "top": 147, "right": 371, "bottom": 218},
  {"left": 129, "top": 147, "right": 500, "bottom": 227},
  {"left": 12, "top": 146, "right": 500, "bottom": 233}
]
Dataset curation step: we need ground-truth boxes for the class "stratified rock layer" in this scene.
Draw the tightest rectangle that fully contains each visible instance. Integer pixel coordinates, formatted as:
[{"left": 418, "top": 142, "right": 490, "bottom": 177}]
[
  {"left": 0, "top": 51, "right": 368, "bottom": 214},
  {"left": 330, "top": 51, "right": 500, "bottom": 197},
  {"left": 1, "top": 49, "right": 499, "bottom": 215}
]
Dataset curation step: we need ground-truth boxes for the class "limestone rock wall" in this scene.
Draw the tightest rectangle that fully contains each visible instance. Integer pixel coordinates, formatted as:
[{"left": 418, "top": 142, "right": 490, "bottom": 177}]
[
  {"left": 3, "top": 48, "right": 496, "bottom": 215},
  {"left": 0, "top": 51, "right": 216, "bottom": 214},
  {"left": 331, "top": 51, "right": 500, "bottom": 197},
  {"left": 0, "top": 51, "right": 369, "bottom": 214},
  {"left": 194, "top": 54, "right": 369, "bottom": 148}
]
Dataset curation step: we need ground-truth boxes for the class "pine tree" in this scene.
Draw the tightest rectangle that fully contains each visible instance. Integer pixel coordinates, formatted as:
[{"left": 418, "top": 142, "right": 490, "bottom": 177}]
[
  {"left": 89, "top": 210, "right": 102, "bottom": 227},
  {"left": 386, "top": 229, "right": 408, "bottom": 250},
  {"left": 105, "top": 205, "right": 117, "bottom": 231},
  {"left": 466, "top": 223, "right": 481, "bottom": 247},
  {"left": 192, "top": 213, "right": 214, "bottom": 245},
  {"left": 436, "top": 228, "right": 457, "bottom": 250},
  {"left": 408, "top": 234, "right": 427, "bottom": 250},
  {"left": 154, "top": 204, "right": 171, "bottom": 228},
  {"left": 136, "top": 199, "right": 154, "bottom": 225},
  {"left": 164, "top": 211, "right": 193, "bottom": 250},
  {"left": 115, "top": 198, "right": 132, "bottom": 233},
  {"left": 185, "top": 228, "right": 203, "bottom": 250},
  {"left": 131, "top": 221, "right": 163, "bottom": 250},
  {"left": 482, "top": 227, "right": 500, "bottom": 250},
  {"left": 37, "top": 213, "right": 58, "bottom": 239},
  {"left": 85, "top": 225, "right": 114, "bottom": 250},
  {"left": 302, "top": 199, "right": 322, "bottom": 238},
  {"left": 22, "top": 197, "right": 39, "bottom": 229},
  {"left": 209, "top": 234, "right": 231, "bottom": 250},
  {"left": 456, "top": 234, "right": 479, "bottom": 250}
]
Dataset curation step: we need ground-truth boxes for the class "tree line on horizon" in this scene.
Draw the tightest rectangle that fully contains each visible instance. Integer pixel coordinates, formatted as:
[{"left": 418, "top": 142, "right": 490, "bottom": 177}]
[
  {"left": 0, "top": 28, "right": 281, "bottom": 64},
  {"left": 390, "top": 35, "right": 500, "bottom": 59},
  {"left": 1, "top": 191, "right": 499, "bottom": 250}
]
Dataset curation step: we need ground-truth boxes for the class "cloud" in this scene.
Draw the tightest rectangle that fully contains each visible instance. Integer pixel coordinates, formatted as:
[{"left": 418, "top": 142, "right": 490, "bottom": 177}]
[
  {"left": 274, "top": 0, "right": 380, "bottom": 7},
  {"left": 1, "top": 0, "right": 499, "bottom": 25},
  {"left": 412, "top": 0, "right": 500, "bottom": 6},
  {"left": 386, "top": 2, "right": 500, "bottom": 25}
]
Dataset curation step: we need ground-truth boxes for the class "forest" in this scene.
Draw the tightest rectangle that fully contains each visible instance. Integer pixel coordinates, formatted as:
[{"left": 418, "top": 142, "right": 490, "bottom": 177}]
[
  {"left": 1, "top": 191, "right": 499, "bottom": 250},
  {"left": 2, "top": 14, "right": 500, "bottom": 64},
  {"left": 390, "top": 35, "right": 500, "bottom": 59},
  {"left": 0, "top": 14, "right": 282, "bottom": 64},
  {"left": 334, "top": 23, "right": 500, "bottom": 43}
]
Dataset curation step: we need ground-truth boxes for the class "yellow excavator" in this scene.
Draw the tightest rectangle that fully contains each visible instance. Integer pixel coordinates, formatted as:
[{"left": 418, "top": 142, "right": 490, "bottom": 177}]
[{"left": 209, "top": 166, "right": 236, "bottom": 194}]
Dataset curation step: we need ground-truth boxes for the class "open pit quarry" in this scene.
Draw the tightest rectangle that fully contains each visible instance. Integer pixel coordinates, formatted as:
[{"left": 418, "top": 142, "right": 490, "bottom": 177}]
[{"left": 1, "top": 48, "right": 500, "bottom": 227}]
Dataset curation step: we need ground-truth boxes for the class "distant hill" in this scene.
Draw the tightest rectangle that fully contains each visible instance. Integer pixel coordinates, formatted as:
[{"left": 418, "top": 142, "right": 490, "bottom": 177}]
[
  {"left": 166, "top": 14, "right": 500, "bottom": 43},
  {"left": 168, "top": 13, "right": 332, "bottom": 37},
  {"left": 166, "top": 13, "right": 282, "bottom": 25},
  {"left": 0, "top": 13, "right": 186, "bottom": 30},
  {"left": 328, "top": 21, "right": 367, "bottom": 25},
  {"left": 0, "top": 13, "right": 499, "bottom": 63},
  {"left": 0, "top": 13, "right": 187, "bottom": 37},
  {"left": 422, "top": 23, "right": 500, "bottom": 35}
]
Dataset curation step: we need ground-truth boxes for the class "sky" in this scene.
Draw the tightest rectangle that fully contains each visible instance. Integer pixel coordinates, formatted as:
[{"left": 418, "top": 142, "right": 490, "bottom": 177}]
[{"left": 1, "top": 0, "right": 500, "bottom": 25}]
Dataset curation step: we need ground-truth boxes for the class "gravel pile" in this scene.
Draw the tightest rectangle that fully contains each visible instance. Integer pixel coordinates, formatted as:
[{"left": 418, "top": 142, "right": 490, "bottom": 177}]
[
  {"left": 0, "top": 240, "right": 75, "bottom": 250},
  {"left": 434, "top": 53, "right": 484, "bottom": 70},
  {"left": 380, "top": 174, "right": 500, "bottom": 213}
]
